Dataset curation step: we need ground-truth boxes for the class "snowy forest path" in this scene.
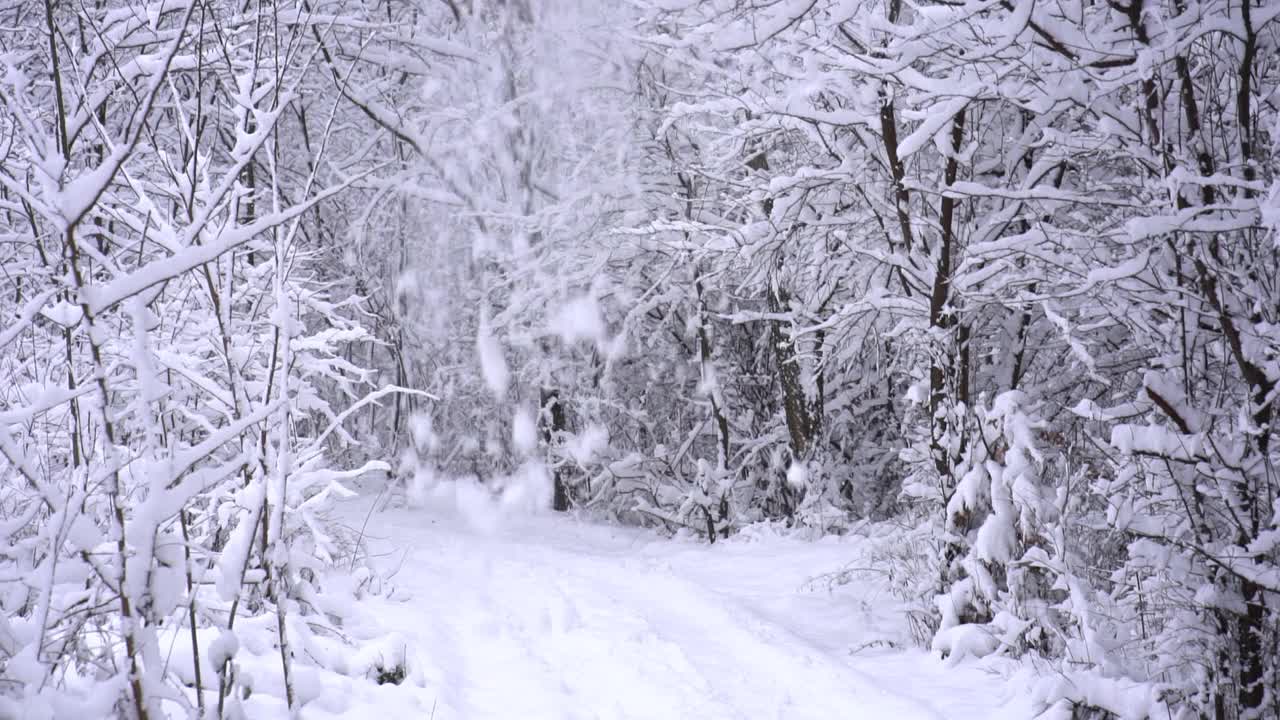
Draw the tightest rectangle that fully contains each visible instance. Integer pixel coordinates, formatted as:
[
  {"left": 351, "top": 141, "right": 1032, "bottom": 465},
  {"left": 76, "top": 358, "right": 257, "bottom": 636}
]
[{"left": 332, "top": 488, "right": 1035, "bottom": 720}]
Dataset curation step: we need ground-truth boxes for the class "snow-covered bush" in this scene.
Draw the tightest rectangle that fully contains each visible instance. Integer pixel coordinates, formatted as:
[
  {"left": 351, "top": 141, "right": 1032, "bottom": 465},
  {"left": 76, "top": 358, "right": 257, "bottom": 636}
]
[
  {"left": 930, "top": 393, "right": 1063, "bottom": 660},
  {"left": 0, "top": 1, "right": 422, "bottom": 716}
]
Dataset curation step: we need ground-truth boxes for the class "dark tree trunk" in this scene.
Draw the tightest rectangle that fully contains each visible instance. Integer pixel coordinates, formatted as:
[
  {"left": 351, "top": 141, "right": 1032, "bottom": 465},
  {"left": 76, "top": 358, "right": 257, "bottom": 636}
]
[
  {"left": 929, "top": 111, "right": 965, "bottom": 485},
  {"left": 768, "top": 285, "right": 819, "bottom": 463},
  {"left": 540, "top": 387, "right": 569, "bottom": 511}
]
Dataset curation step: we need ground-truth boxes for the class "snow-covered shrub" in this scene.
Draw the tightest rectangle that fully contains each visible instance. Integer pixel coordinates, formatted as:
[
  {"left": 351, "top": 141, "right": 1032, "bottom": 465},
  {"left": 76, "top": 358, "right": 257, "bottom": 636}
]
[
  {"left": 929, "top": 393, "right": 1064, "bottom": 660},
  {"left": 1064, "top": 374, "right": 1280, "bottom": 718},
  {"left": 0, "top": 1, "right": 423, "bottom": 716}
]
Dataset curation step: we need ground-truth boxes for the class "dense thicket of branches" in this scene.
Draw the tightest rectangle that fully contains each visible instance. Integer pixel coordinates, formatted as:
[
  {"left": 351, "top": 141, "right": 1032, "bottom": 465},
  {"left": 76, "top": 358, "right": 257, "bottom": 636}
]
[
  {"left": 0, "top": 1, "right": 420, "bottom": 716},
  {"left": 1, "top": 0, "right": 1277, "bottom": 717},
  {"left": 616, "top": 1, "right": 1280, "bottom": 715}
]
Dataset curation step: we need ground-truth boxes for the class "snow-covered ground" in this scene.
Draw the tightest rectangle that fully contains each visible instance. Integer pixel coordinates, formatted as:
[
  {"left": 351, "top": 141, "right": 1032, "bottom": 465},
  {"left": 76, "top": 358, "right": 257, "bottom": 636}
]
[{"left": 239, "top": 482, "right": 1038, "bottom": 720}]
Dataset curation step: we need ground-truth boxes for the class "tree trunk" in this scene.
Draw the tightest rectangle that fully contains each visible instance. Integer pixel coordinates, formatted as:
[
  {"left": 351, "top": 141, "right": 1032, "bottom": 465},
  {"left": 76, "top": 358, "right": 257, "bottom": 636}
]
[{"left": 540, "top": 387, "right": 569, "bottom": 511}]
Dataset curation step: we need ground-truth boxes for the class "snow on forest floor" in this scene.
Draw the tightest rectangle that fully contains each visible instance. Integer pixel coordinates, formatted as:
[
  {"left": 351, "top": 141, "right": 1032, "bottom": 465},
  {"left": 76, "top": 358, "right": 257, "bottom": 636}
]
[{"left": 265, "top": 482, "right": 1040, "bottom": 719}]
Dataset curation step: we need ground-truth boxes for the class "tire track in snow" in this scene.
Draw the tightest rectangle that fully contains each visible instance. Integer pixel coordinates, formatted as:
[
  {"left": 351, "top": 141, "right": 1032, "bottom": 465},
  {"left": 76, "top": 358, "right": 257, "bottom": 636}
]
[
  {"left": 342, "top": 497, "right": 1029, "bottom": 720},
  {"left": 512, "top": 545, "right": 951, "bottom": 720}
]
